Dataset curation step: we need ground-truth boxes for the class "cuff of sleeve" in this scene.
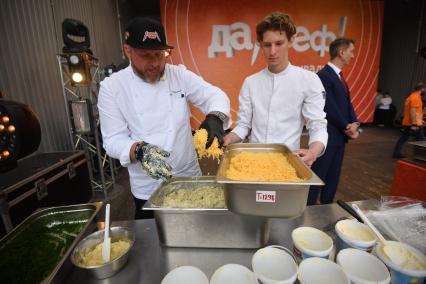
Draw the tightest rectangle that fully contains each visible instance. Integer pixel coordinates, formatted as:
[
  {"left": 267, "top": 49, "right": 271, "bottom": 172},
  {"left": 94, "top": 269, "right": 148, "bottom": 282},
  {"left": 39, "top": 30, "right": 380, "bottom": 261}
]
[
  {"left": 209, "top": 108, "right": 232, "bottom": 128},
  {"left": 120, "top": 141, "right": 137, "bottom": 167},
  {"left": 223, "top": 117, "right": 232, "bottom": 130},
  {"left": 342, "top": 121, "right": 350, "bottom": 130},
  {"left": 232, "top": 126, "right": 248, "bottom": 141},
  {"left": 308, "top": 137, "right": 328, "bottom": 157}
]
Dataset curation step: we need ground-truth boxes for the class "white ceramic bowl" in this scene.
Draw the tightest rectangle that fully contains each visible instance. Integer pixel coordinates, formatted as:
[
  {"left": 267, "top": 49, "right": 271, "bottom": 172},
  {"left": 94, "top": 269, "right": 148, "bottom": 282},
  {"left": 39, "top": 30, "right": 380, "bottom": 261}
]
[
  {"left": 292, "top": 227, "right": 333, "bottom": 260},
  {"left": 375, "top": 241, "right": 426, "bottom": 283},
  {"left": 252, "top": 245, "right": 298, "bottom": 284},
  {"left": 335, "top": 219, "right": 376, "bottom": 252},
  {"left": 210, "top": 263, "right": 258, "bottom": 284},
  {"left": 161, "top": 266, "right": 209, "bottom": 284},
  {"left": 337, "top": 248, "right": 390, "bottom": 284},
  {"left": 298, "top": 257, "right": 350, "bottom": 284}
]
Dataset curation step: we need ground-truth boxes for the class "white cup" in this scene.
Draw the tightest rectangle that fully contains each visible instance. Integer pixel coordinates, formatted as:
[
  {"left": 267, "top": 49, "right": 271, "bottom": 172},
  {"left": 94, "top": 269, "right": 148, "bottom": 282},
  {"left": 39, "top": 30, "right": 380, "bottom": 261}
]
[
  {"left": 375, "top": 241, "right": 426, "bottom": 284},
  {"left": 298, "top": 257, "right": 350, "bottom": 284},
  {"left": 210, "top": 263, "right": 258, "bottom": 284},
  {"left": 252, "top": 245, "right": 298, "bottom": 284},
  {"left": 336, "top": 248, "right": 390, "bottom": 284},
  {"left": 335, "top": 219, "right": 376, "bottom": 253},
  {"left": 161, "top": 266, "right": 209, "bottom": 284},
  {"left": 292, "top": 227, "right": 333, "bottom": 262}
]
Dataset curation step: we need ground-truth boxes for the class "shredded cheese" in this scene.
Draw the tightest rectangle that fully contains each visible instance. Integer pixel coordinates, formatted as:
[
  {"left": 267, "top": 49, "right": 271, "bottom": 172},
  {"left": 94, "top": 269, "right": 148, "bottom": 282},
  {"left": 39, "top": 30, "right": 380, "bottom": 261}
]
[
  {"left": 225, "top": 152, "right": 304, "bottom": 182},
  {"left": 193, "top": 129, "right": 223, "bottom": 160}
]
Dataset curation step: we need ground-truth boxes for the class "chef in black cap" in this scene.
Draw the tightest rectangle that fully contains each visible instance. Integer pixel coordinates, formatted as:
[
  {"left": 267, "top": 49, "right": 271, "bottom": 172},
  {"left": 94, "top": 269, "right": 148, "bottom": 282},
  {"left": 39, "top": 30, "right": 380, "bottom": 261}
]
[{"left": 98, "top": 17, "right": 231, "bottom": 219}]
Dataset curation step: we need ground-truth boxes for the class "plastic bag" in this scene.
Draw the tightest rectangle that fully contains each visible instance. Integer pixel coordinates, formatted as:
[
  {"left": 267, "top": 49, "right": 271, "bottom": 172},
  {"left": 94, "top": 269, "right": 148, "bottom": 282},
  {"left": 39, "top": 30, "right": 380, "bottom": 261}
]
[{"left": 366, "top": 196, "right": 426, "bottom": 254}]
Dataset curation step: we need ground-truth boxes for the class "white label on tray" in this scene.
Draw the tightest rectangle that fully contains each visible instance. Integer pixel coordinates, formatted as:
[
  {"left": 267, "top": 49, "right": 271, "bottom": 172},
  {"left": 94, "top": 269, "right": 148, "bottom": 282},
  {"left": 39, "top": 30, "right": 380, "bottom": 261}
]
[{"left": 256, "top": 191, "right": 276, "bottom": 203}]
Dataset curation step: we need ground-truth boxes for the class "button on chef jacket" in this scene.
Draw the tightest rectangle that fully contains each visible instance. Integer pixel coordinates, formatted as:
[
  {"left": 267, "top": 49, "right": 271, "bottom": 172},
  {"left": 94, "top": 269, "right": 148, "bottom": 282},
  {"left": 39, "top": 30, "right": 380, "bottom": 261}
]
[
  {"left": 232, "top": 63, "right": 328, "bottom": 152},
  {"left": 98, "top": 64, "right": 231, "bottom": 200}
]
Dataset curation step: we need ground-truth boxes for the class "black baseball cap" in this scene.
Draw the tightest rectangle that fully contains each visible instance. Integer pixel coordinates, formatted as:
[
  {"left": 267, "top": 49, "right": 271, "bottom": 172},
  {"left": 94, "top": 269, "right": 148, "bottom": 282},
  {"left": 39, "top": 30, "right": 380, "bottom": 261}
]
[{"left": 124, "top": 17, "right": 174, "bottom": 50}]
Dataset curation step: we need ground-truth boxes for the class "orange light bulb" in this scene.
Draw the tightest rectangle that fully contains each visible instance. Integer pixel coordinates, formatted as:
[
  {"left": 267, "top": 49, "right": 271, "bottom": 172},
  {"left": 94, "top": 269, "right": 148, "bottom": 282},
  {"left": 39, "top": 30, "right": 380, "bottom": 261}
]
[
  {"left": 1, "top": 116, "right": 10, "bottom": 123},
  {"left": 2, "top": 150, "right": 10, "bottom": 157},
  {"left": 7, "top": 125, "right": 15, "bottom": 133}
]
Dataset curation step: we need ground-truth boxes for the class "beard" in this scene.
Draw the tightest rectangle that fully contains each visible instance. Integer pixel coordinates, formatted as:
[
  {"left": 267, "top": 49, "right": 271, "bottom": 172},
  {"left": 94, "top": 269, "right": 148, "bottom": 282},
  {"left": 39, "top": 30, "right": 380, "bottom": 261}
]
[{"left": 132, "top": 62, "right": 165, "bottom": 83}]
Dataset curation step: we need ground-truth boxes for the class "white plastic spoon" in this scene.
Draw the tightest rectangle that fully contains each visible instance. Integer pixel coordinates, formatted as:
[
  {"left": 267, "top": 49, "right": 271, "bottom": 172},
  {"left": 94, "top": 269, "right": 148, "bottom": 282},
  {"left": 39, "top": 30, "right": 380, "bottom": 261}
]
[
  {"left": 102, "top": 203, "right": 111, "bottom": 263},
  {"left": 351, "top": 204, "right": 386, "bottom": 243},
  {"left": 352, "top": 203, "right": 407, "bottom": 266}
]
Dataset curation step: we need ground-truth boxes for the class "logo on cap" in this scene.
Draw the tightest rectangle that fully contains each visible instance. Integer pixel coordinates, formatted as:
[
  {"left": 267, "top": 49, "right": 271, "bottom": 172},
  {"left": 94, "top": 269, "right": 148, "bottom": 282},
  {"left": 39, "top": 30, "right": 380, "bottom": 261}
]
[{"left": 143, "top": 31, "right": 161, "bottom": 42}]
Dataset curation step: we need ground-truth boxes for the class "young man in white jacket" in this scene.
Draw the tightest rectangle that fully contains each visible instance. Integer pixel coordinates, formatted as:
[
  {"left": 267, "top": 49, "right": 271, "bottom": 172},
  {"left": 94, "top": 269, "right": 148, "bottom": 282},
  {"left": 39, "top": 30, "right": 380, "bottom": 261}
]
[
  {"left": 98, "top": 17, "right": 231, "bottom": 218},
  {"left": 223, "top": 12, "right": 327, "bottom": 167}
]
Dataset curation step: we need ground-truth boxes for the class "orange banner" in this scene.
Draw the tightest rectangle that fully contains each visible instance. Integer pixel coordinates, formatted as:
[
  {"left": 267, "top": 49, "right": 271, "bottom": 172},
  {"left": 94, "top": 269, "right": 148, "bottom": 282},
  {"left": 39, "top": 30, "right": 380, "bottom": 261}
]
[{"left": 161, "top": 0, "right": 383, "bottom": 125}]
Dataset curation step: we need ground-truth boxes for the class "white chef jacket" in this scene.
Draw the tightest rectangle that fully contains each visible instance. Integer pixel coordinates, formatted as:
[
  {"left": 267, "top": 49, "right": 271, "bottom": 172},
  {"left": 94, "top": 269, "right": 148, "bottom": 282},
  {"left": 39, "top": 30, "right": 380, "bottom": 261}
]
[
  {"left": 232, "top": 63, "right": 328, "bottom": 151},
  {"left": 98, "top": 64, "right": 231, "bottom": 200}
]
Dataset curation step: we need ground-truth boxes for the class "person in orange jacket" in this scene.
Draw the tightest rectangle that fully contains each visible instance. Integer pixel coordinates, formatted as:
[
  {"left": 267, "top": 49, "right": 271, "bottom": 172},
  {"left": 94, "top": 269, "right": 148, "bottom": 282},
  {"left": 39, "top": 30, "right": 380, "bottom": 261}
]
[{"left": 392, "top": 82, "right": 426, "bottom": 158}]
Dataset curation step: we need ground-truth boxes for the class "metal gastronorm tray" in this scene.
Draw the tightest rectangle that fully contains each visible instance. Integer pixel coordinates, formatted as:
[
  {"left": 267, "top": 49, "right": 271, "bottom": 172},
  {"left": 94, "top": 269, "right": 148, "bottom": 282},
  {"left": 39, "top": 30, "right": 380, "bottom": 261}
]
[
  {"left": 144, "top": 176, "right": 269, "bottom": 248},
  {"left": 0, "top": 202, "right": 102, "bottom": 283},
  {"left": 216, "top": 143, "right": 324, "bottom": 217}
]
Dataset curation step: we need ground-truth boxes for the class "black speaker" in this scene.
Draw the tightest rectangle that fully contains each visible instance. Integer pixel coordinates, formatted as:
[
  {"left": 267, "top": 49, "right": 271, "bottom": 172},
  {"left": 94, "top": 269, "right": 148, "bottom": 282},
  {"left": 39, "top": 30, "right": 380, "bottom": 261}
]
[{"left": 420, "top": 46, "right": 426, "bottom": 59}]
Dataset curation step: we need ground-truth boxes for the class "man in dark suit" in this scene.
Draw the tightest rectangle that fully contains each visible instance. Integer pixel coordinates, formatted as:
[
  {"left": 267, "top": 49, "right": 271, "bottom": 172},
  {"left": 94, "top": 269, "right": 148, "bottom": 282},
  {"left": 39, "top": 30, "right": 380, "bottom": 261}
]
[{"left": 308, "top": 38, "right": 360, "bottom": 205}]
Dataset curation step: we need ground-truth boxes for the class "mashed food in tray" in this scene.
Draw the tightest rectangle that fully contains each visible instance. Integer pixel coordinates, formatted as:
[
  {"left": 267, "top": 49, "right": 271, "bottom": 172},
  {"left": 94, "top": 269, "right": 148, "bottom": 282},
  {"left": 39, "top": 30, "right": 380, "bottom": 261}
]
[
  {"left": 80, "top": 239, "right": 130, "bottom": 266},
  {"left": 225, "top": 152, "right": 304, "bottom": 182},
  {"left": 162, "top": 186, "right": 226, "bottom": 208}
]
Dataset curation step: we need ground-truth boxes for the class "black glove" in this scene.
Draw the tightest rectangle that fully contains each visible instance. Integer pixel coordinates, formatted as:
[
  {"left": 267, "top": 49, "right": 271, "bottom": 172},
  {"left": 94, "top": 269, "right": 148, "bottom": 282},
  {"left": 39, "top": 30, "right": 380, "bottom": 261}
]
[
  {"left": 135, "top": 142, "right": 172, "bottom": 180},
  {"left": 199, "top": 114, "right": 225, "bottom": 148}
]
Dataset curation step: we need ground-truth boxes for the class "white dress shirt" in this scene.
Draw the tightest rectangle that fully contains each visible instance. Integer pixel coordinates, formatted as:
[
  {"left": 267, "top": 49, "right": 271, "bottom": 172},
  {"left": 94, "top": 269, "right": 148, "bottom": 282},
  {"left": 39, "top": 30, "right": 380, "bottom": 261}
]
[
  {"left": 328, "top": 62, "right": 342, "bottom": 78},
  {"left": 379, "top": 97, "right": 392, "bottom": 110},
  {"left": 232, "top": 63, "right": 328, "bottom": 151},
  {"left": 98, "top": 64, "right": 231, "bottom": 199}
]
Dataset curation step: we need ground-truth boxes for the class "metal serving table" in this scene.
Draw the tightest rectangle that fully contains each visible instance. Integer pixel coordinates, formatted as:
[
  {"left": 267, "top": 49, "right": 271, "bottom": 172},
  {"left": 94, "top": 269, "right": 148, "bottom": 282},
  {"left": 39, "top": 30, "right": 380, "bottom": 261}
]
[
  {"left": 65, "top": 200, "right": 378, "bottom": 283},
  {"left": 409, "top": 141, "right": 426, "bottom": 162}
]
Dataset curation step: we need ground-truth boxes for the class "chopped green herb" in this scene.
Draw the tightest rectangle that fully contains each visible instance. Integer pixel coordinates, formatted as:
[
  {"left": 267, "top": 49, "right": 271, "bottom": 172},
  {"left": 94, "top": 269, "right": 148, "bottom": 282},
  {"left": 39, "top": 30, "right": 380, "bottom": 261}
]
[{"left": 0, "top": 210, "right": 93, "bottom": 284}]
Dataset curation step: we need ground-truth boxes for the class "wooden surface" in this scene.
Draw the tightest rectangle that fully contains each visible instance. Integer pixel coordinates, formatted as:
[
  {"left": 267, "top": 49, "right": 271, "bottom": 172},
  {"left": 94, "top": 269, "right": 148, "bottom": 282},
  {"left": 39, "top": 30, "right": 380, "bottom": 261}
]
[
  {"left": 103, "top": 126, "right": 408, "bottom": 221},
  {"left": 335, "top": 126, "right": 399, "bottom": 201}
]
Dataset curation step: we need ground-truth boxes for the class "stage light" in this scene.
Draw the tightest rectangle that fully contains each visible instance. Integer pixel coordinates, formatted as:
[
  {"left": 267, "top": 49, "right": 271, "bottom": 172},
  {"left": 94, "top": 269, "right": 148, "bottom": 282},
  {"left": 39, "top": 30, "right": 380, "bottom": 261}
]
[
  {"left": 69, "top": 99, "right": 94, "bottom": 134},
  {"left": 7, "top": 125, "right": 15, "bottom": 133},
  {"left": 62, "top": 19, "right": 93, "bottom": 86},
  {"left": 66, "top": 52, "right": 92, "bottom": 85},
  {"left": 69, "top": 54, "right": 80, "bottom": 65},
  {"left": 104, "top": 64, "right": 117, "bottom": 77},
  {"left": 72, "top": 72, "right": 84, "bottom": 83},
  {"left": 62, "top": 19, "right": 91, "bottom": 54},
  {"left": 0, "top": 100, "right": 41, "bottom": 172}
]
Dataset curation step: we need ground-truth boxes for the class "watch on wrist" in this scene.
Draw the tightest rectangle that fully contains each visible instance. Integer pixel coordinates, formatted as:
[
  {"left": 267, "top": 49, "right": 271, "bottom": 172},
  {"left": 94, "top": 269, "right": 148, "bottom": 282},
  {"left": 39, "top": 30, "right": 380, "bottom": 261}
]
[
  {"left": 208, "top": 111, "right": 226, "bottom": 122},
  {"left": 134, "top": 142, "right": 144, "bottom": 160}
]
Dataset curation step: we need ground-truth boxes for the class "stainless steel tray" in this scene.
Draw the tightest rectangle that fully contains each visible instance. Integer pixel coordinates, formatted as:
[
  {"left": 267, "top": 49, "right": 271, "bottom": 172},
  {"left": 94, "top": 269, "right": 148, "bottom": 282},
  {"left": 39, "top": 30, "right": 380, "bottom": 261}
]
[
  {"left": 144, "top": 176, "right": 270, "bottom": 248},
  {"left": 216, "top": 143, "right": 324, "bottom": 217},
  {"left": 0, "top": 202, "right": 102, "bottom": 283},
  {"left": 409, "top": 141, "right": 426, "bottom": 162}
]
